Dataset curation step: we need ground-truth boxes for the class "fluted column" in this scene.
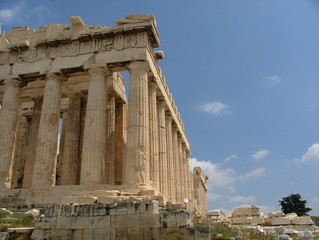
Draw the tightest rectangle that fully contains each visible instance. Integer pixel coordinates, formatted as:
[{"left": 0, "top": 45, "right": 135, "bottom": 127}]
[
  {"left": 157, "top": 100, "right": 168, "bottom": 196},
  {"left": 149, "top": 81, "right": 159, "bottom": 189},
  {"left": 78, "top": 96, "right": 88, "bottom": 183},
  {"left": 124, "top": 61, "right": 151, "bottom": 185},
  {"left": 178, "top": 136, "right": 185, "bottom": 202},
  {"left": 114, "top": 101, "right": 127, "bottom": 185},
  {"left": 32, "top": 73, "right": 62, "bottom": 187},
  {"left": 0, "top": 78, "right": 21, "bottom": 188},
  {"left": 165, "top": 114, "right": 175, "bottom": 202},
  {"left": 80, "top": 68, "right": 109, "bottom": 185},
  {"left": 11, "top": 114, "right": 28, "bottom": 188},
  {"left": 105, "top": 95, "right": 116, "bottom": 184},
  {"left": 23, "top": 98, "right": 42, "bottom": 188},
  {"left": 61, "top": 97, "right": 81, "bottom": 185},
  {"left": 189, "top": 172, "right": 195, "bottom": 211},
  {"left": 183, "top": 146, "right": 189, "bottom": 204},
  {"left": 172, "top": 124, "right": 181, "bottom": 203}
]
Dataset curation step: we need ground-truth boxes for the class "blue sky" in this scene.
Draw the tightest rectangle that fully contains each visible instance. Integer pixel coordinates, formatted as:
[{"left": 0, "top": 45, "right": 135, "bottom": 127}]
[{"left": 1, "top": 0, "right": 318, "bottom": 215}]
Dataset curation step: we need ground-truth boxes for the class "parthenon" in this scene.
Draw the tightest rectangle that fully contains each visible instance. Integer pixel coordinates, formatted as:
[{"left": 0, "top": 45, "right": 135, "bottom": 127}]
[{"left": 0, "top": 15, "right": 208, "bottom": 214}]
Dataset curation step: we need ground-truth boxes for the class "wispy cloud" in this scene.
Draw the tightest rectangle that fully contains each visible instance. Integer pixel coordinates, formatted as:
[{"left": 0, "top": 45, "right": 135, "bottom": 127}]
[
  {"left": 239, "top": 167, "right": 266, "bottom": 181},
  {"left": 190, "top": 158, "right": 235, "bottom": 190},
  {"left": 224, "top": 155, "right": 238, "bottom": 163},
  {"left": 0, "top": 1, "right": 24, "bottom": 24},
  {"left": 200, "top": 101, "right": 230, "bottom": 116},
  {"left": 263, "top": 75, "right": 282, "bottom": 86},
  {"left": 0, "top": 0, "right": 52, "bottom": 28},
  {"left": 295, "top": 143, "right": 319, "bottom": 163},
  {"left": 252, "top": 149, "right": 270, "bottom": 160},
  {"left": 230, "top": 195, "right": 256, "bottom": 203}
]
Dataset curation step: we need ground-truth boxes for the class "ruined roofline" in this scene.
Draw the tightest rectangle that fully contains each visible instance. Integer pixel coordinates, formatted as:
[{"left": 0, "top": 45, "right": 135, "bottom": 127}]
[{"left": 0, "top": 14, "right": 160, "bottom": 52}]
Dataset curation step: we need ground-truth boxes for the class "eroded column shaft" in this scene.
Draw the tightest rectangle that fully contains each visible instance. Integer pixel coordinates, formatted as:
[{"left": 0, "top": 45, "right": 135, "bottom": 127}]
[
  {"left": 0, "top": 78, "right": 21, "bottom": 188},
  {"left": 172, "top": 125, "right": 181, "bottom": 203},
  {"left": 105, "top": 95, "right": 116, "bottom": 184},
  {"left": 61, "top": 97, "right": 81, "bottom": 185},
  {"left": 80, "top": 68, "right": 108, "bottom": 185},
  {"left": 32, "top": 74, "right": 62, "bottom": 187},
  {"left": 124, "top": 61, "right": 150, "bottom": 185},
  {"left": 23, "top": 99, "right": 42, "bottom": 188},
  {"left": 114, "top": 101, "right": 127, "bottom": 185},
  {"left": 165, "top": 114, "right": 175, "bottom": 202},
  {"left": 149, "top": 81, "right": 159, "bottom": 189},
  {"left": 157, "top": 100, "right": 168, "bottom": 196},
  {"left": 11, "top": 114, "right": 28, "bottom": 188}
]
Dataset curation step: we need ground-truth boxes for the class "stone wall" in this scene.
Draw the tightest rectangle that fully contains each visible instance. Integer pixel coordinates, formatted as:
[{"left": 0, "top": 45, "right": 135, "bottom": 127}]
[{"left": 31, "top": 200, "right": 211, "bottom": 240}]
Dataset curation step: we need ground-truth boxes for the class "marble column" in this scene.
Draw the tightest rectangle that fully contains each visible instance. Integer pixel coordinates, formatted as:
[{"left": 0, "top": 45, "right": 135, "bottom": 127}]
[
  {"left": 61, "top": 97, "right": 81, "bottom": 185},
  {"left": 172, "top": 124, "right": 181, "bottom": 203},
  {"left": 178, "top": 136, "right": 185, "bottom": 202},
  {"left": 32, "top": 73, "right": 63, "bottom": 187},
  {"left": 114, "top": 101, "right": 127, "bottom": 185},
  {"left": 80, "top": 68, "right": 109, "bottom": 185},
  {"left": 23, "top": 98, "right": 42, "bottom": 188},
  {"left": 11, "top": 114, "right": 28, "bottom": 188},
  {"left": 105, "top": 95, "right": 116, "bottom": 184},
  {"left": 157, "top": 100, "right": 168, "bottom": 196},
  {"left": 149, "top": 81, "right": 159, "bottom": 189},
  {"left": 124, "top": 61, "right": 151, "bottom": 185},
  {"left": 165, "top": 114, "right": 175, "bottom": 202},
  {"left": 0, "top": 78, "right": 21, "bottom": 188},
  {"left": 189, "top": 172, "right": 195, "bottom": 211},
  {"left": 183, "top": 146, "right": 189, "bottom": 204},
  {"left": 78, "top": 96, "right": 88, "bottom": 184}
]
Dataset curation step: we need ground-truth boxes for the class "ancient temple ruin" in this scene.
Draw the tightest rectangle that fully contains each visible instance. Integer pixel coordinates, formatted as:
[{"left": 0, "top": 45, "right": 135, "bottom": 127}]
[{"left": 0, "top": 15, "right": 208, "bottom": 214}]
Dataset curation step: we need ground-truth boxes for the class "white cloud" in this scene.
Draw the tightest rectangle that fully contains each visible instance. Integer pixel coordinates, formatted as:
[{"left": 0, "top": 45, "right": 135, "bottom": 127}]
[
  {"left": 230, "top": 195, "right": 256, "bottom": 203},
  {"left": 200, "top": 101, "right": 230, "bottom": 116},
  {"left": 263, "top": 75, "right": 282, "bottom": 86},
  {"left": 0, "top": 0, "right": 52, "bottom": 27},
  {"left": 296, "top": 143, "right": 319, "bottom": 163},
  {"left": 252, "top": 149, "right": 270, "bottom": 160},
  {"left": 190, "top": 158, "right": 235, "bottom": 190},
  {"left": 239, "top": 167, "right": 266, "bottom": 181},
  {"left": 0, "top": 1, "right": 24, "bottom": 24},
  {"left": 312, "top": 197, "right": 319, "bottom": 204},
  {"left": 224, "top": 155, "right": 238, "bottom": 163}
]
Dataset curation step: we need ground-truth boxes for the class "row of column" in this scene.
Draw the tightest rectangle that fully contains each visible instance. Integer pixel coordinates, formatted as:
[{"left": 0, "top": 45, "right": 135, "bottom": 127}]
[
  {"left": 0, "top": 60, "right": 193, "bottom": 205},
  {"left": 0, "top": 68, "right": 124, "bottom": 188},
  {"left": 123, "top": 61, "right": 193, "bottom": 204}
]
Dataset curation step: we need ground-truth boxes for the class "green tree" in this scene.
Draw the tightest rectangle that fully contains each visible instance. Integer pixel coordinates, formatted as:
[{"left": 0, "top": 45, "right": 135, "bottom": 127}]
[{"left": 279, "top": 193, "right": 312, "bottom": 216}]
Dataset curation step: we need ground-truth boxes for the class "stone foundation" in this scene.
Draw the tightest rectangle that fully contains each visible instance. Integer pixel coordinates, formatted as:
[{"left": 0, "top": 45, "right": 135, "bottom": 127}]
[{"left": 30, "top": 200, "right": 211, "bottom": 240}]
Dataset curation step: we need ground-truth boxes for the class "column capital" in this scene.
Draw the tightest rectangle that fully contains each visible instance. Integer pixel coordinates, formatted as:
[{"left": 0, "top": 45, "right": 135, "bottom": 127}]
[
  {"left": 45, "top": 72, "right": 66, "bottom": 81},
  {"left": 4, "top": 78, "right": 21, "bottom": 86},
  {"left": 88, "top": 67, "right": 111, "bottom": 76},
  {"left": 165, "top": 112, "right": 173, "bottom": 123},
  {"left": 157, "top": 99, "right": 166, "bottom": 108},
  {"left": 127, "top": 61, "right": 150, "bottom": 74},
  {"left": 149, "top": 80, "right": 158, "bottom": 91}
]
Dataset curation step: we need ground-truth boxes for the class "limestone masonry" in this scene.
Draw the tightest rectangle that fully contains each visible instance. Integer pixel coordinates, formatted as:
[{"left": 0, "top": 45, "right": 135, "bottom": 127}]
[{"left": 0, "top": 14, "right": 208, "bottom": 215}]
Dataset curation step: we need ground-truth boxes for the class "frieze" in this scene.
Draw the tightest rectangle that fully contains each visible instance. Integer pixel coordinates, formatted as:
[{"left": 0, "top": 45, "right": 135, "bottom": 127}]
[{"left": 0, "top": 32, "right": 150, "bottom": 65}]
